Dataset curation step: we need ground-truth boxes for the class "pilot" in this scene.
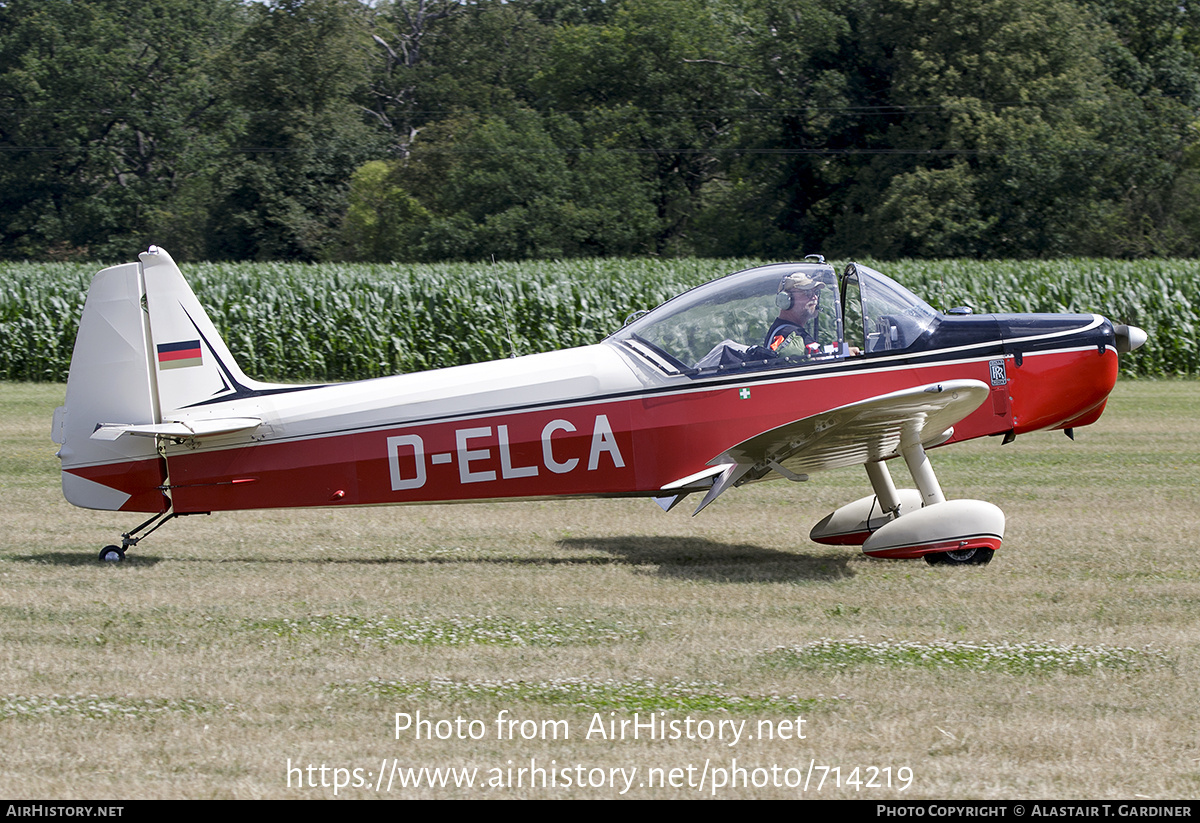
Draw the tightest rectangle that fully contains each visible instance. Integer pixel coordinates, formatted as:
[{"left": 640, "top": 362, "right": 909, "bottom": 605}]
[{"left": 763, "top": 271, "right": 825, "bottom": 358}]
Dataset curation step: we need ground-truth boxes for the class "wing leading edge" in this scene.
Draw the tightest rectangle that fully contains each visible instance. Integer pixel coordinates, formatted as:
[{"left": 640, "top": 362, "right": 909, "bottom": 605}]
[{"left": 684, "top": 380, "right": 991, "bottom": 514}]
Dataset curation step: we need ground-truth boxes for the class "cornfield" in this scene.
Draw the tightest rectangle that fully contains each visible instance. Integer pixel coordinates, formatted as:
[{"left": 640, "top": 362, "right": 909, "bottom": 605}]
[
  {"left": 1, "top": 257, "right": 1195, "bottom": 382},
  {"left": 892, "top": 259, "right": 1200, "bottom": 378}
]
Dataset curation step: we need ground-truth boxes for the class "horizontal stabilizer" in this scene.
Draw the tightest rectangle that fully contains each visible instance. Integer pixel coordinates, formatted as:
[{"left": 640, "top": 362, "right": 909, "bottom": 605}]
[{"left": 91, "top": 418, "right": 261, "bottom": 441}]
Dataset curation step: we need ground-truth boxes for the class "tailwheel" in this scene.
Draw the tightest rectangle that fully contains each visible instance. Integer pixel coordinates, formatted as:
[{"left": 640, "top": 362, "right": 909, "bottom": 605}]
[
  {"left": 95, "top": 510, "right": 192, "bottom": 563},
  {"left": 99, "top": 545, "right": 126, "bottom": 563},
  {"left": 925, "top": 546, "right": 994, "bottom": 566}
]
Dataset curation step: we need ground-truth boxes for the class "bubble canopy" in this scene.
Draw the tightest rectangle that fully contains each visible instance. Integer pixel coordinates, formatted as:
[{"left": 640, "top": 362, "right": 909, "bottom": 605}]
[{"left": 607, "top": 261, "right": 941, "bottom": 376}]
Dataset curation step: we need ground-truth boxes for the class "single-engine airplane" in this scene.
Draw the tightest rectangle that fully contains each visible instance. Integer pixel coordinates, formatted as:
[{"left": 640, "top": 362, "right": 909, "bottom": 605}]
[{"left": 53, "top": 247, "right": 1146, "bottom": 565}]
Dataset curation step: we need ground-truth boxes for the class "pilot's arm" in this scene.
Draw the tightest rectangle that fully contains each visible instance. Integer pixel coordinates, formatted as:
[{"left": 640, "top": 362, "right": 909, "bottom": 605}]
[{"left": 764, "top": 322, "right": 819, "bottom": 359}]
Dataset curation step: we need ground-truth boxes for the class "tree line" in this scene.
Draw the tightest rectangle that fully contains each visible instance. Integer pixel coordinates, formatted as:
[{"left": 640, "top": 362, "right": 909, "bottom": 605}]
[{"left": 3, "top": 0, "right": 1199, "bottom": 263}]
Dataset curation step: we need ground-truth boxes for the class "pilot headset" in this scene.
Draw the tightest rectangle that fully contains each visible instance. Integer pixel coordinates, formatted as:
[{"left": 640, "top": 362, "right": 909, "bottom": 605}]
[{"left": 775, "top": 271, "right": 823, "bottom": 310}]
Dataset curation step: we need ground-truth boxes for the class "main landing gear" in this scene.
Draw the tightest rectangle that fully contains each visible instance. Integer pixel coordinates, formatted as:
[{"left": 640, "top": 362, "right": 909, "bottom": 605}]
[
  {"left": 809, "top": 428, "right": 1005, "bottom": 566},
  {"left": 96, "top": 510, "right": 192, "bottom": 562}
]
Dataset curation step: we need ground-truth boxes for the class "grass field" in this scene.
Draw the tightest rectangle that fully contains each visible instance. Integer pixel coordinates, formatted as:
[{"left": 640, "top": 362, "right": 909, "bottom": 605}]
[{"left": 2, "top": 380, "right": 1199, "bottom": 799}]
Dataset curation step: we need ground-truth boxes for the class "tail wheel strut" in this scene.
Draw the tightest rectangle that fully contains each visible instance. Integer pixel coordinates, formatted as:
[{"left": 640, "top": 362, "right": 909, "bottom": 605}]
[{"left": 97, "top": 510, "right": 204, "bottom": 562}]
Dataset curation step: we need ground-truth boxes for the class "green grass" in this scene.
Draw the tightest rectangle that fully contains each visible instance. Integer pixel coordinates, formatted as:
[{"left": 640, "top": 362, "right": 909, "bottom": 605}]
[
  {"left": 248, "top": 614, "right": 642, "bottom": 646},
  {"left": 0, "top": 694, "right": 233, "bottom": 722},
  {"left": 3, "top": 380, "right": 1200, "bottom": 798},
  {"left": 764, "top": 638, "right": 1170, "bottom": 675},
  {"left": 338, "top": 677, "right": 822, "bottom": 714}
]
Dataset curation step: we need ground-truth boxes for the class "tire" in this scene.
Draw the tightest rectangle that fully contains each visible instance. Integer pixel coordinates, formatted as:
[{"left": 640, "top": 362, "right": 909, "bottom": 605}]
[
  {"left": 924, "top": 547, "right": 994, "bottom": 566},
  {"left": 98, "top": 545, "right": 125, "bottom": 562}
]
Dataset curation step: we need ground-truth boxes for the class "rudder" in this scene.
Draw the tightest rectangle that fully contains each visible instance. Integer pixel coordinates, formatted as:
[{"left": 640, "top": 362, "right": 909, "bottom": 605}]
[{"left": 140, "top": 246, "right": 258, "bottom": 413}]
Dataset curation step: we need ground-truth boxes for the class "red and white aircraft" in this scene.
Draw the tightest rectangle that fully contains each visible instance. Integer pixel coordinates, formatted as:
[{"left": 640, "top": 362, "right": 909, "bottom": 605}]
[{"left": 53, "top": 247, "right": 1146, "bottom": 564}]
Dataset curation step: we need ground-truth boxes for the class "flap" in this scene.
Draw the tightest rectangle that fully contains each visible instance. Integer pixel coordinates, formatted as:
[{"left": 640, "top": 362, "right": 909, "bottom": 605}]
[{"left": 712, "top": 380, "right": 989, "bottom": 474}]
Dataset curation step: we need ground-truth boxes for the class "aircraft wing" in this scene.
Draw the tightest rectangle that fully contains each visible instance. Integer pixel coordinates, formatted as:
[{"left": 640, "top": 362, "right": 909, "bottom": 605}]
[{"left": 689, "top": 379, "right": 990, "bottom": 514}]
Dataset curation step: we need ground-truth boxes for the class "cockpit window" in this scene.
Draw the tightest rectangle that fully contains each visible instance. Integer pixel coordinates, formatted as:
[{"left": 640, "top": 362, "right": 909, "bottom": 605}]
[
  {"left": 608, "top": 263, "right": 845, "bottom": 375},
  {"left": 846, "top": 263, "right": 940, "bottom": 353}
]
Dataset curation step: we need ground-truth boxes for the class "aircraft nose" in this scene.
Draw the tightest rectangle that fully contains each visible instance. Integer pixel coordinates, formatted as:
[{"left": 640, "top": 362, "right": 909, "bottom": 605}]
[{"left": 1113, "top": 324, "right": 1148, "bottom": 353}]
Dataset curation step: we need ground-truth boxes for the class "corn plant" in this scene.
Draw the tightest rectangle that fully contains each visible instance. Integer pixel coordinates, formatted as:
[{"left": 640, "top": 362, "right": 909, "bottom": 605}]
[{"left": 2, "top": 258, "right": 1195, "bottom": 381}]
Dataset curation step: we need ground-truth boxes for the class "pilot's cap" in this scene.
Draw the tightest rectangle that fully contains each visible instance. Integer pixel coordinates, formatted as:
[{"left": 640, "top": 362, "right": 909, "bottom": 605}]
[{"left": 779, "top": 271, "right": 826, "bottom": 293}]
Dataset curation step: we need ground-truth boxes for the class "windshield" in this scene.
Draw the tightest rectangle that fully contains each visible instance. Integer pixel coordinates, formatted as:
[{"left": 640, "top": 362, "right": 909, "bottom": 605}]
[
  {"left": 608, "top": 262, "right": 844, "bottom": 375},
  {"left": 609, "top": 261, "right": 942, "bottom": 376}
]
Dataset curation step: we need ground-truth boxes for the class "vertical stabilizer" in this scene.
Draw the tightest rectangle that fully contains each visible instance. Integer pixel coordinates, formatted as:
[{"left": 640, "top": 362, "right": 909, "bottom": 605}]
[{"left": 140, "top": 246, "right": 256, "bottom": 412}]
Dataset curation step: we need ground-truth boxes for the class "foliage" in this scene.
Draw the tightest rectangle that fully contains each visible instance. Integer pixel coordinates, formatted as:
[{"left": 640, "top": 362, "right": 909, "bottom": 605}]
[
  {"left": 890, "top": 258, "right": 1200, "bottom": 377},
  {"left": 6, "top": 0, "right": 1200, "bottom": 261},
  {"left": 202, "top": 0, "right": 385, "bottom": 261},
  {"left": 0, "top": 263, "right": 91, "bottom": 381},
  {"left": 341, "top": 110, "right": 662, "bottom": 261},
  {"left": 0, "top": 0, "right": 242, "bottom": 260},
  {"left": 795, "top": 0, "right": 1198, "bottom": 258}
]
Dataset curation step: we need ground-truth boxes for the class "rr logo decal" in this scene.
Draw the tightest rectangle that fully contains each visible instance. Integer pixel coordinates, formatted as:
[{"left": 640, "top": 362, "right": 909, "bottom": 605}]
[{"left": 989, "top": 359, "right": 1007, "bottom": 386}]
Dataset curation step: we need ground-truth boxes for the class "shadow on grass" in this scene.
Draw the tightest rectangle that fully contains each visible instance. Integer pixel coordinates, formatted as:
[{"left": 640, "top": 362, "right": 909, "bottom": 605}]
[
  {"left": 556, "top": 536, "right": 854, "bottom": 583},
  {"left": 14, "top": 538, "right": 854, "bottom": 583},
  {"left": 11, "top": 552, "right": 165, "bottom": 567}
]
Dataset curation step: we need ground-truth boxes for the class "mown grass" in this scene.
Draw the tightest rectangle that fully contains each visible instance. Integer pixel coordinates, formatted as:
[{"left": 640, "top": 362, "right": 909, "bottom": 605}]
[
  {"left": 764, "top": 638, "right": 1170, "bottom": 675},
  {"left": 2, "top": 380, "right": 1199, "bottom": 798},
  {"left": 248, "top": 613, "right": 643, "bottom": 646},
  {"left": 0, "top": 694, "right": 233, "bottom": 722},
  {"left": 338, "top": 678, "right": 823, "bottom": 714}
]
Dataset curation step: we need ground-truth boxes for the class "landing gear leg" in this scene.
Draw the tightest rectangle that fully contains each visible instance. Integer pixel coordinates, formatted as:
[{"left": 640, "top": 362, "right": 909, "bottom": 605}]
[
  {"left": 865, "top": 460, "right": 903, "bottom": 517},
  {"left": 900, "top": 429, "right": 995, "bottom": 565},
  {"left": 899, "top": 430, "right": 945, "bottom": 507},
  {"left": 858, "top": 423, "right": 1005, "bottom": 562}
]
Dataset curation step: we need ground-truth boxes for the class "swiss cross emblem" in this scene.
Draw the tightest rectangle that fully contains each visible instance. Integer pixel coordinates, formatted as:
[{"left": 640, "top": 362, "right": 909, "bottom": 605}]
[{"left": 739, "top": 388, "right": 751, "bottom": 399}]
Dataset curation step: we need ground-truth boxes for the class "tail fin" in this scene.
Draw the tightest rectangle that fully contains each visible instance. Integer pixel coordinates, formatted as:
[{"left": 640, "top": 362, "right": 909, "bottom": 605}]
[
  {"left": 139, "top": 246, "right": 257, "bottom": 412},
  {"left": 53, "top": 247, "right": 256, "bottom": 511}
]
